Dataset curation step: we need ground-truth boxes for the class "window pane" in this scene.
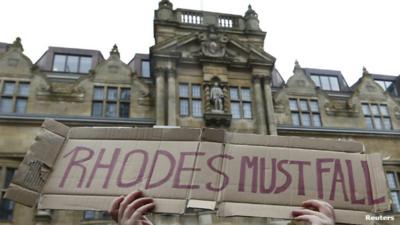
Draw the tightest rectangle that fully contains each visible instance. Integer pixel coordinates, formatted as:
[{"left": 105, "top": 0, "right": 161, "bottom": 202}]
[
  {"left": 179, "top": 84, "right": 189, "bottom": 97},
  {"left": 18, "top": 82, "right": 30, "bottom": 96},
  {"left": 383, "top": 118, "right": 392, "bottom": 130},
  {"left": 91, "top": 102, "right": 103, "bottom": 117},
  {"left": 106, "top": 103, "right": 117, "bottom": 117},
  {"left": 365, "top": 117, "right": 373, "bottom": 129},
  {"left": 387, "top": 172, "right": 397, "bottom": 189},
  {"left": 107, "top": 87, "right": 118, "bottom": 100},
  {"left": 66, "top": 56, "right": 79, "bottom": 73},
  {"left": 3, "top": 82, "right": 15, "bottom": 95},
  {"left": 231, "top": 102, "right": 240, "bottom": 119},
  {"left": 119, "top": 103, "right": 130, "bottom": 118},
  {"left": 291, "top": 113, "right": 300, "bottom": 126},
  {"left": 362, "top": 104, "right": 370, "bottom": 115},
  {"left": 373, "top": 117, "right": 383, "bottom": 130},
  {"left": 391, "top": 192, "right": 400, "bottom": 212},
  {"left": 320, "top": 76, "right": 330, "bottom": 90},
  {"left": 0, "top": 193, "right": 14, "bottom": 221},
  {"left": 311, "top": 75, "right": 320, "bottom": 87},
  {"left": 301, "top": 114, "right": 311, "bottom": 127},
  {"left": 243, "top": 103, "right": 252, "bottom": 119},
  {"left": 79, "top": 57, "right": 92, "bottom": 73},
  {"left": 329, "top": 76, "right": 340, "bottom": 91},
  {"left": 93, "top": 87, "right": 104, "bottom": 100},
  {"left": 241, "top": 88, "right": 251, "bottom": 101},
  {"left": 5, "top": 168, "right": 15, "bottom": 188},
  {"left": 385, "top": 81, "right": 393, "bottom": 89},
  {"left": 180, "top": 99, "right": 189, "bottom": 116},
  {"left": 379, "top": 105, "right": 389, "bottom": 116},
  {"left": 0, "top": 97, "right": 13, "bottom": 113},
  {"left": 15, "top": 98, "right": 27, "bottom": 113},
  {"left": 120, "top": 88, "right": 131, "bottom": 101},
  {"left": 141, "top": 60, "right": 150, "bottom": 77},
  {"left": 371, "top": 104, "right": 379, "bottom": 115},
  {"left": 83, "top": 210, "right": 96, "bottom": 220},
  {"left": 192, "top": 100, "right": 202, "bottom": 117},
  {"left": 289, "top": 99, "right": 298, "bottom": 111},
  {"left": 375, "top": 80, "right": 386, "bottom": 90},
  {"left": 53, "top": 54, "right": 66, "bottom": 72},
  {"left": 309, "top": 100, "right": 319, "bottom": 112},
  {"left": 192, "top": 85, "right": 201, "bottom": 98},
  {"left": 299, "top": 100, "right": 308, "bottom": 112},
  {"left": 312, "top": 114, "right": 322, "bottom": 127},
  {"left": 230, "top": 88, "right": 239, "bottom": 100}
]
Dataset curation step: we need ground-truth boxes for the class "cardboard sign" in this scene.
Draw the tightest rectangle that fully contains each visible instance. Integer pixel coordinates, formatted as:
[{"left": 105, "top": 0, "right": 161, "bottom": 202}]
[{"left": 5, "top": 120, "right": 390, "bottom": 225}]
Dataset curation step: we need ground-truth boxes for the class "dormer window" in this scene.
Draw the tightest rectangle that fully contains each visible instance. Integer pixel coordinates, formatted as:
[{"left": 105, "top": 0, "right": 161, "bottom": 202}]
[
  {"left": 52, "top": 54, "right": 92, "bottom": 74},
  {"left": 375, "top": 79, "right": 393, "bottom": 90},
  {"left": 311, "top": 74, "right": 340, "bottom": 91},
  {"left": 141, "top": 60, "right": 150, "bottom": 78}
]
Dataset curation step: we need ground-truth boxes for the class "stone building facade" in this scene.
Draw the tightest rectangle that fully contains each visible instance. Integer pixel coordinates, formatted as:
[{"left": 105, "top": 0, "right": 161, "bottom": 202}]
[{"left": 0, "top": 1, "right": 400, "bottom": 225}]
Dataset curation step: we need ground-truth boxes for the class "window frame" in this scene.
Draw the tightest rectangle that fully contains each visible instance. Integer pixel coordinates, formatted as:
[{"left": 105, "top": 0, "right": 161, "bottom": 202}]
[
  {"left": 229, "top": 86, "right": 252, "bottom": 120},
  {"left": 82, "top": 210, "right": 111, "bottom": 221},
  {"left": 140, "top": 60, "right": 151, "bottom": 78},
  {"left": 384, "top": 163, "right": 400, "bottom": 214},
  {"left": 52, "top": 53, "right": 92, "bottom": 74},
  {"left": 361, "top": 102, "right": 392, "bottom": 130},
  {"left": 0, "top": 80, "right": 30, "bottom": 114},
  {"left": 179, "top": 83, "right": 203, "bottom": 118},
  {"left": 91, "top": 85, "right": 131, "bottom": 118},
  {"left": 0, "top": 167, "right": 16, "bottom": 222},
  {"left": 289, "top": 98, "right": 322, "bottom": 127},
  {"left": 310, "top": 74, "right": 340, "bottom": 91}
]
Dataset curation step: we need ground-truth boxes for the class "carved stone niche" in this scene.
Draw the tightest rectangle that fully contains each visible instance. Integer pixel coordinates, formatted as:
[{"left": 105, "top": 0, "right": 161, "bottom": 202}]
[{"left": 203, "top": 76, "right": 232, "bottom": 127}]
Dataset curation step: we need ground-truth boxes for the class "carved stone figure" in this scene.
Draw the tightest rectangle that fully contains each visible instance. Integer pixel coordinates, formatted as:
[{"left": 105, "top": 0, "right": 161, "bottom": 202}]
[
  {"left": 210, "top": 82, "right": 224, "bottom": 112},
  {"left": 199, "top": 26, "right": 228, "bottom": 58}
]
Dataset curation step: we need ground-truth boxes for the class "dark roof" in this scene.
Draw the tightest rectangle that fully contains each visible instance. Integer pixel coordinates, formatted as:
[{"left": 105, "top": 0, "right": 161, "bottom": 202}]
[
  {"left": 370, "top": 73, "right": 398, "bottom": 81},
  {"left": 35, "top": 46, "right": 105, "bottom": 72},
  {"left": 129, "top": 53, "right": 150, "bottom": 77},
  {"left": 303, "top": 68, "right": 351, "bottom": 92},
  {"left": 271, "top": 68, "right": 284, "bottom": 88},
  {"left": 0, "top": 42, "right": 9, "bottom": 53},
  {"left": 370, "top": 73, "right": 400, "bottom": 97}
]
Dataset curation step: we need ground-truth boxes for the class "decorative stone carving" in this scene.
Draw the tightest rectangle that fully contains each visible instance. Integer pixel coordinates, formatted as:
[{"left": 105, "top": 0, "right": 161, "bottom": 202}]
[
  {"left": 244, "top": 5, "right": 260, "bottom": 31},
  {"left": 110, "top": 44, "right": 120, "bottom": 58},
  {"left": 199, "top": 26, "right": 229, "bottom": 58},
  {"left": 11, "top": 37, "right": 24, "bottom": 51},
  {"left": 159, "top": 0, "right": 172, "bottom": 10}
]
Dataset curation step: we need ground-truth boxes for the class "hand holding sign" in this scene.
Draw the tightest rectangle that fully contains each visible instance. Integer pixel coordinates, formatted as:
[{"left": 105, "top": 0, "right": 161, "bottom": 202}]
[
  {"left": 109, "top": 191, "right": 155, "bottom": 225},
  {"left": 292, "top": 199, "right": 335, "bottom": 225}
]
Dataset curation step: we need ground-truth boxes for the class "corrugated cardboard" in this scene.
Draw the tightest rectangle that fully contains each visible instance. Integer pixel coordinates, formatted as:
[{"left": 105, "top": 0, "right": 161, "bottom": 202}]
[{"left": 5, "top": 120, "right": 389, "bottom": 225}]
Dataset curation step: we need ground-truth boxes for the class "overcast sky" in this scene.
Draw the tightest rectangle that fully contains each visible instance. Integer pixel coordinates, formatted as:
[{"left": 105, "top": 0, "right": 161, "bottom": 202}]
[{"left": 2, "top": 0, "right": 400, "bottom": 85}]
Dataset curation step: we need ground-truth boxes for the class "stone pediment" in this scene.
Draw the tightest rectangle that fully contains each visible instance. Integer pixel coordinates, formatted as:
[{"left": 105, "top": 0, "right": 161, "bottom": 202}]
[
  {"left": 151, "top": 28, "right": 275, "bottom": 66},
  {"left": 91, "top": 46, "right": 132, "bottom": 84},
  {"left": 0, "top": 46, "right": 33, "bottom": 77},
  {"left": 351, "top": 68, "right": 389, "bottom": 102}
]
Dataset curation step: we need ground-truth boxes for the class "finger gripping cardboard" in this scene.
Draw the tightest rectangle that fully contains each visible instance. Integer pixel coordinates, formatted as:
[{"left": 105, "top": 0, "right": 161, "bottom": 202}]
[{"left": 5, "top": 120, "right": 389, "bottom": 225}]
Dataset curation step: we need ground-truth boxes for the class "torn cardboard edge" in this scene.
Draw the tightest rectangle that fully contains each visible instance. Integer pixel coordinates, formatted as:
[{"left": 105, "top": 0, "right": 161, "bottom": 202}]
[
  {"left": 5, "top": 119, "right": 383, "bottom": 225},
  {"left": 217, "top": 202, "right": 373, "bottom": 225},
  {"left": 4, "top": 119, "right": 69, "bottom": 206},
  {"left": 38, "top": 195, "right": 373, "bottom": 225}
]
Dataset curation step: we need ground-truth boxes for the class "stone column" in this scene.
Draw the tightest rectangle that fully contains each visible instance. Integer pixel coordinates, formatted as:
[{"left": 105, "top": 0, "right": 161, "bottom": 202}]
[
  {"left": 167, "top": 69, "right": 177, "bottom": 125},
  {"left": 264, "top": 76, "right": 278, "bottom": 135},
  {"left": 253, "top": 75, "right": 267, "bottom": 134},
  {"left": 155, "top": 68, "right": 166, "bottom": 125}
]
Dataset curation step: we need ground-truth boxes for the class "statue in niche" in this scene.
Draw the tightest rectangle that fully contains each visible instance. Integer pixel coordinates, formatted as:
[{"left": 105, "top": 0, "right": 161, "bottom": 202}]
[{"left": 210, "top": 82, "right": 224, "bottom": 112}]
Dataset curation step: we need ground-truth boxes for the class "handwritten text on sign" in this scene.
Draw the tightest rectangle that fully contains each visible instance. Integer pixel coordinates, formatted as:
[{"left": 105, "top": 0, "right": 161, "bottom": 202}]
[{"left": 50, "top": 140, "right": 385, "bottom": 208}]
